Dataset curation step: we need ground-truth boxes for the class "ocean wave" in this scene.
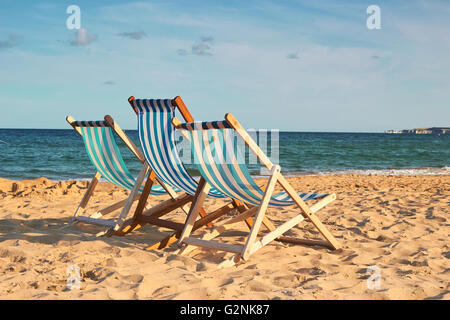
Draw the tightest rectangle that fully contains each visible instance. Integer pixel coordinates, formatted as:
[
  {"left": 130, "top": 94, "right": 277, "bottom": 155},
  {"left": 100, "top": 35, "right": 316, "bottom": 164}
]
[
  {"left": 48, "top": 166, "right": 450, "bottom": 181},
  {"left": 284, "top": 167, "right": 450, "bottom": 177}
]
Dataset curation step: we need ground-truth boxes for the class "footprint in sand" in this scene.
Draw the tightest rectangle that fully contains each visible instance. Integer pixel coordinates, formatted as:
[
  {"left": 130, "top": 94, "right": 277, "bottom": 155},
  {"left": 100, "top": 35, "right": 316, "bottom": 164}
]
[
  {"left": 342, "top": 253, "right": 358, "bottom": 262},
  {"left": 272, "top": 274, "right": 304, "bottom": 288},
  {"left": 165, "top": 254, "right": 198, "bottom": 271},
  {"left": 295, "top": 267, "right": 326, "bottom": 276},
  {"left": 396, "top": 269, "right": 413, "bottom": 276},
  {"left": 246, "top": 279, "right": 272, "bottom": 292}
]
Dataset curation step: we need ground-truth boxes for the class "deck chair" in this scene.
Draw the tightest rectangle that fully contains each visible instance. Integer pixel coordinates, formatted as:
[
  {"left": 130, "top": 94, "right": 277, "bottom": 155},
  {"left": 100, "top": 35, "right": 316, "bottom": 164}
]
[
  {"left": 122, "top": 97, "right": 250, "bottom": 250},
  {"left": 66, "top": 115, "right": 172, "bottom": 234},
  {"left": 172, "top": 113, "right": 341, "bottom": 266}
]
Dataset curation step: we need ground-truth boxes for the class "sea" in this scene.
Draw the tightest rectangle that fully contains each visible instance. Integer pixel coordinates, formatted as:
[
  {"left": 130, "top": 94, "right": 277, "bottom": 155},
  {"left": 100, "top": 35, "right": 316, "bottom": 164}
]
[{"left": 0, "top": 129, "right": 448, "bottom": 181}]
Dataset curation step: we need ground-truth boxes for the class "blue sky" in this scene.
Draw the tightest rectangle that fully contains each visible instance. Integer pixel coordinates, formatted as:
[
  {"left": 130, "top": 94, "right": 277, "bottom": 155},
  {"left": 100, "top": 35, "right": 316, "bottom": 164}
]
[{"left": 0, "top": 0, "right": 449, "bottom": 131}]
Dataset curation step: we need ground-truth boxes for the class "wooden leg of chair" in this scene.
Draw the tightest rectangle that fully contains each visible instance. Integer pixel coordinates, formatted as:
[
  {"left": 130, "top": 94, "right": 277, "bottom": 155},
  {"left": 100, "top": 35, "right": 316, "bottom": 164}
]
[
  {"left": 114, "top": 169, "right": 157, "bottom": 235},
  {"left": 251, "top": 196, "right": 337, "bottom": 251},
  {"left": 231, "top": 199, "right": 254, "bottom": 230},
  {"left": 116, "top": 193, "right": 193, "bottom": 237},
  {"left": 76, "top": 172, "right": 101, "bottom": 217},
  {"left": 90, "top": 194, "right": 140, "bottom": 219},
  {"left": 176, "top": 204, "right": 254, "bottom": 256},
  {"left": 248, "top": 213, "right": 305, "bottom": 256},
  {"left": 178, "top": 179, "right": 211, "bottom": 245},
  {"left": 277, "top": 175, "right": 341, "bottom": 250},
  {"left": 106, "top": 163, "right": 149, "bottom": 235},
  {"left": 241, "top": 166, "right": 280, "bottom": 260},
  {"left": 133, "top": 170, "right": 157, "bottom": 219}
]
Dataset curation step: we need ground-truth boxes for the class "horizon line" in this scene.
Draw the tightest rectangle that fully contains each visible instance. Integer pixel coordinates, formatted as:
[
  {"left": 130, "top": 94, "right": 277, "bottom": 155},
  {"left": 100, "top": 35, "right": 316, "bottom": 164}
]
[{"left": 0, "top": 127, "right": 390, "bottom": 134}]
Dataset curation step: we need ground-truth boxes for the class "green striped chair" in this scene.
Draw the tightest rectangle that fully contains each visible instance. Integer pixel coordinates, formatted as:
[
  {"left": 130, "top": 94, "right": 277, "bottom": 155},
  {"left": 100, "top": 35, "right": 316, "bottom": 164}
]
[
  {"left": 66, "top": 115, "right": 175, "bottom": 235},
  {"left": 172, "top": 113, "right": 341, "bottom": 266}
]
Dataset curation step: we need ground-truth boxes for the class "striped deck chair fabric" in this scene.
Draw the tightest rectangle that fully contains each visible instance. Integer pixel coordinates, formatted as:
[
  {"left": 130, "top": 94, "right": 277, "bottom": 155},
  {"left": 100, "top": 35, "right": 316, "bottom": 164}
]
[
  {"left": 75, "top": 120, "right": 166, "bottom": 195},
  {"left": 173, "top": 115, "right": 341, "bottom": 262},
  {"left": 179, "top": 121, "right": 328, "bottom": 207},
  {"left": 130, "top": 99, "right": 226, "bottom": 199}
]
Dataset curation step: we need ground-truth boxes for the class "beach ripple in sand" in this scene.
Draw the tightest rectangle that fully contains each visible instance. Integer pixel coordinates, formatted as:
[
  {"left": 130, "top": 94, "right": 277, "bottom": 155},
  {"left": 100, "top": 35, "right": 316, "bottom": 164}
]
[{"left": 0, "top": 175, "right": 448, "bottom": 300}]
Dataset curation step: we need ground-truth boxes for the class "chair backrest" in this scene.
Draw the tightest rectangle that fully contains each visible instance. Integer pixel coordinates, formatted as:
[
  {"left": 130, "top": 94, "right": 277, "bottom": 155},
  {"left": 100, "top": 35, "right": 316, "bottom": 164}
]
[
  {"left": 69, "top": 120, "right": 167, "bottom": 194},
  {"left": 130, "top": 99, "right": 225, "bottom": 198},
  {"left": 179, "top": 121, "right": 288, "bottom": 206},
  {"left": 178, "top": 120, "right": 327, "bottom": 207}
]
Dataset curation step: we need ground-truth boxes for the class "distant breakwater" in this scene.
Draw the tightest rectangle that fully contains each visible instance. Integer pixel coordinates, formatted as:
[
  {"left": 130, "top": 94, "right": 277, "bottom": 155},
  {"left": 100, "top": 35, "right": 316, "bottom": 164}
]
[{"left": 387, "top": 127, "right": 449, "bottom": 135}]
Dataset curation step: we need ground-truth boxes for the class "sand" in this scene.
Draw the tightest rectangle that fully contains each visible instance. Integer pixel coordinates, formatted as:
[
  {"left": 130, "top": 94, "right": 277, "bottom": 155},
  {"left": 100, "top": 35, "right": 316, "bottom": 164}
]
[{"left": 0, "top": 174, "right": 448, "bottom": 300}]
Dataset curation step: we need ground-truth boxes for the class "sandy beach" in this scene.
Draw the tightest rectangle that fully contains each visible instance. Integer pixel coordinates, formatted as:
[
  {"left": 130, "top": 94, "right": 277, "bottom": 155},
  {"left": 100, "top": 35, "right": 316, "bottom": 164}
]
[{"left": 0, "top": 174, "right": 448, "bottom": 300}]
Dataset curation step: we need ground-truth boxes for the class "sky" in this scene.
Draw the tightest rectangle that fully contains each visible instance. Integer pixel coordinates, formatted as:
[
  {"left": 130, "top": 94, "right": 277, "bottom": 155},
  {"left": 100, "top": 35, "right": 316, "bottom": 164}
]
[{"left": 0, "top": 0, "right": 449, "bottom": 132}]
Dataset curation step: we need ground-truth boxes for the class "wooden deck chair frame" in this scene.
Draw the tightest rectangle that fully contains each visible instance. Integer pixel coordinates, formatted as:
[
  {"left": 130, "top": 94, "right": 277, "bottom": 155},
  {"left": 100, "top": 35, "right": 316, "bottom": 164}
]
[
  {"left": 120, "top": 96, "right": 250, "bottom": 251},
  {"left": 66, "top": 115, "right": 170, "bottom": 235},
  {"left": 67, "top": 113, "right": 227, "bottom": 243},
  {"left": 172, "top": 113, "right": 341, "bottom": 266}
]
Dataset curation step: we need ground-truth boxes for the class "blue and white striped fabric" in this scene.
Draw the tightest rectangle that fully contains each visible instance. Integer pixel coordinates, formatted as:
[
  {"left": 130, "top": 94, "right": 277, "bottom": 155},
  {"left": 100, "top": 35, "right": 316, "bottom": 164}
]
[
  {"left": 131, "top": 99, "right": 226, "bottom": 199},
  {"left": 78, "top": 125, "right": 166, "bottom": 195},
  {"left": 184, "top": 124, "right": 327, "bottom": 208}
]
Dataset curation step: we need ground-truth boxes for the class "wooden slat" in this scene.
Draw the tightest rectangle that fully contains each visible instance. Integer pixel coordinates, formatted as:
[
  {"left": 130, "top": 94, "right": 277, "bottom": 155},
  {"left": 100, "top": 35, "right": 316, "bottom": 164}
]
[
  {"left": 172, "top": 96, "right": 195, "bottom": 122},
  {"left": 149, "top": 201, "right": 237, "bottom": 252},
  {"left": 140, "top": 193, "right": 193, "bottom": 219},
  {"left": 183, "top": 238, "right": 243, "bottom": 254},
  {"left": 309, "top": 193, "right": 336, "bottom": 213},
  {"left": 152, "top": 175, "right": 191, "bottom": 216},
  {"left": 131, "top": 170, "right": 157, "bottom": 220},
  {"left": 225, "top": 113, "right": 273, "bottom": 170},
  {"left": 104, "top": 115, "right": 145, "bottom": 163},
  {"left": 91, "top": 194, "right": 140, "bottom": 218},
  {"left": 224, "top": 206, "right": 258, "bottom": 226},
  {"left": 242, "top": 165, "right": 280, "bottom": 260},
  {"left": 177, "top": 202, "right": 257, "bottom": 257},
  {"left": 182, "top": 206, "right": 258, "bottom": 255},
  {"left": 193, "top": 206, "right": 257, "bottom": 243},
  {"left": 192, "top": 203, "right": 235, "bottom": 231},
  {"left": 94, "top": 198, "right": 128, "bottom": 216},
  {"left": 178, "top": 179, "right": 211, "bottom": 244},
  {"left": 110, "top": 163, "right": 149, "bottom": 233},
  {"left": 66, "top": 116, "right": 83, "bottom": 136},
  {"left": 278, "top": 176, "right": 341, "bottom": 250},
  {"left": 277, "top": 175, "right": 311, "bottom": 216},
  {"left": 137, "top": 216, "right": 184, "bottom": 231},
  {"left": 249, "top": 214, "right": 305, "bottom": 255},
  {"left": 76, "top": 216, "right": 116, "bottom": 227},
  {"left": 79, "top": 172, "right": 101, "bottom": 209},
  {"left": 128, "top": 96, "right": 137, "bottom": 113}
]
